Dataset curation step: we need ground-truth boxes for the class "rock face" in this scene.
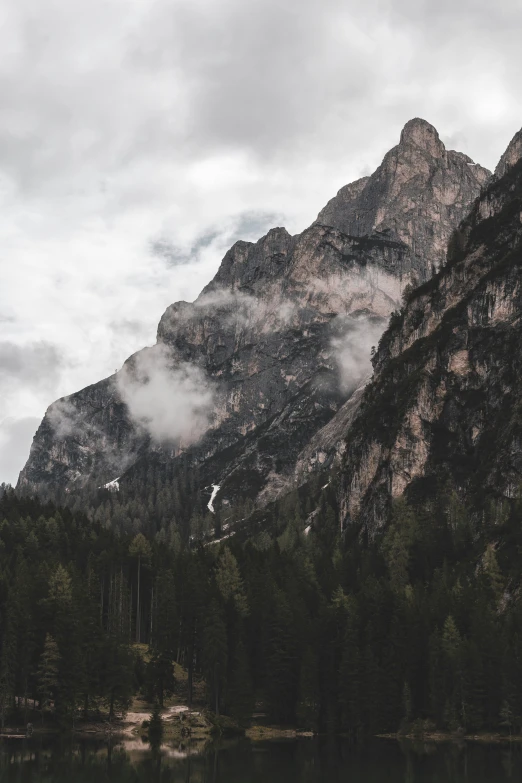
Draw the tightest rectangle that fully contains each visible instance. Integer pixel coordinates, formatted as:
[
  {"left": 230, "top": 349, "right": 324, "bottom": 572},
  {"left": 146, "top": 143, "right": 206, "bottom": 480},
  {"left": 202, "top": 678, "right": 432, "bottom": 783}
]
[
  {"left": 18, "top": 120, "right": 489, "bottom": 520},
  {"left": 494, "top": 128, "right": 522, "bottom": 180},
  {"left": 317, "top": 118, "right": 490, "bottom": 279},
  {"left": 338, "top": 128, "right": 522, "bottom": 535}
]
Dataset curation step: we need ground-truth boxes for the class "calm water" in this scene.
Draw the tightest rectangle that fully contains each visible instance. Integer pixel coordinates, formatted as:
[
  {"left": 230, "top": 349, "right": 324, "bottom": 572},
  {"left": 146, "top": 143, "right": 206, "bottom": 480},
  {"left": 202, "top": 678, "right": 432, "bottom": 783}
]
[{"left": 1, "top": 735, "right": 521, "bottom": 782}]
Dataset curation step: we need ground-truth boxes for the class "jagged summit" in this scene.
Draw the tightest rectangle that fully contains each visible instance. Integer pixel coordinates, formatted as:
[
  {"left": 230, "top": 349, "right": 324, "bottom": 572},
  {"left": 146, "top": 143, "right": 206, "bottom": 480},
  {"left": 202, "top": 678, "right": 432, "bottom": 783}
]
[
  {"left": 399, "top": 117, "right": 444, "bottom": 157},
  {"left": 202, "top": 225, "right": 293, "bottom": 294},
  {"left": 494, "top": 127, "right": 522, "bottom": 179},
  {"left": 18, "top": 120, "right": 490, "bottom": 530},
  {"left": 316, "top": 118, "right": 490, "bottom": 278}
]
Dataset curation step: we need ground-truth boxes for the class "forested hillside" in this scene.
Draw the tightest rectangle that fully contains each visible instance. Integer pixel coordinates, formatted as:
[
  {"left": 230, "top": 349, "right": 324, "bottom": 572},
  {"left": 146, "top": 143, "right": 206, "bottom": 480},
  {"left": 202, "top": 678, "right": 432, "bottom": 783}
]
[{"left": 2, "top": 484, "right": 522, "bottom": 736}]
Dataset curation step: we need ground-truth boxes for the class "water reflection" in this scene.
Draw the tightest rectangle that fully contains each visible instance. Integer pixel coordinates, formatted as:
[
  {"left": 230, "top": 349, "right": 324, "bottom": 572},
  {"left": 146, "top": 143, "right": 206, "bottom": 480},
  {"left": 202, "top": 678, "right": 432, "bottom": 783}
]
[{"left": 0, "top": 735, "right": 521, "bottom": 782}]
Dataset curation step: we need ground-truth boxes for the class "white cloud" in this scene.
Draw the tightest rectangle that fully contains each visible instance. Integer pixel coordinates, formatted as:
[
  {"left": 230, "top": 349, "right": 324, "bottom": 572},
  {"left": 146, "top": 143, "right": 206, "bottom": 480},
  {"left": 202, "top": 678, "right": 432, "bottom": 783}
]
[
  {"left": 159, "top": 287, "right": 298, "bottom": 339},
  {"left": 331, "top": 316, "right": 386, "bottom": 392},
  {"left": 116, "top": 345, "right": 215, "bottom": 443},
  {"left": 46, "top": 398, "right": 84, "bottom": 439}
]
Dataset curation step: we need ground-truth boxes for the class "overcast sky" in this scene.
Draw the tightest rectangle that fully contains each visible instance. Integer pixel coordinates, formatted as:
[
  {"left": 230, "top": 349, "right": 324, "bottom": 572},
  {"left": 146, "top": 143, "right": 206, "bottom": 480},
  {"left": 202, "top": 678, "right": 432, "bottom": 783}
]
[{"left": 1, "top": 0, "right": 521, "bottom": 485}]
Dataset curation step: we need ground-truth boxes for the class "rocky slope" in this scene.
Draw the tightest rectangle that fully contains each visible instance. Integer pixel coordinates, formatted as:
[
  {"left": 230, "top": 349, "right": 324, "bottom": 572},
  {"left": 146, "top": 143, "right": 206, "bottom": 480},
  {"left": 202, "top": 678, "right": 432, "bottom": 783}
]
[
  {"left": 18, "top": 120, "right": 489, "bottom": 521},
  {"left": 338, "top": 128, "right": 522, "bottom": 535}
]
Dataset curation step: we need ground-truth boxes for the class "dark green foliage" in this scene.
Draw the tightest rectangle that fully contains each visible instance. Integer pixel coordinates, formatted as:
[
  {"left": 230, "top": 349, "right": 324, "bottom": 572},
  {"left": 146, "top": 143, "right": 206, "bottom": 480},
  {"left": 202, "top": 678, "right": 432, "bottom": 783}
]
[
  {"left": 37, "top": 634, "right": 60, "bottom": 719},
  {"left": 201, "top": 600, "right": 228, "bottom": 715},
  {"left": 3, "top": 483, "right": 522, "bottom": 737},
  {"left": 226, "top": 640, "right": 254, "bottom": 726},
  {"left": 148, "top": 703, "right": 163, "bottom": 746},
  {"left": 0, "top": 492, "right": 138, "bottom": 726},
  {"left": 296, "top": 646, "right": 320, "bottom": 731}
]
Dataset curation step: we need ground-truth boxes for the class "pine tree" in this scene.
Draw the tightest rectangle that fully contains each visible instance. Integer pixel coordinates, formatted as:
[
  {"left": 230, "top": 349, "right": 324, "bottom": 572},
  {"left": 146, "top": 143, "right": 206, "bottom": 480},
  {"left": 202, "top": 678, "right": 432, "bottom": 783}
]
[
  {"left": 483, "top": 544, "right": 504, "bottom": 606},
  {"left": 201, "top": 600, "right": 228, "bottom": 715},
  {"left": 441, "top": 615, "right": 463, "bottom": 730},
  {"left": 265, "top": 592, "right": 298, "bottom": 724},
  {"left": 37, "top": 634, "right": 60, "bottom": 721},
  {"left": 227, "top": 640, "right": 254, "bottom": 726},
  {"left": 296, "top": 646, "right": 319, "bottom": 732},
  {"left": 148, "top": 703, "right": 163, "bottom": 746},
  {"left": 0, "top": 600, "right": 17, "bottom": 728},
  {"left": 47, "top": 565, "right": 81, "bottom": 724},
  {"left": 129, "top": 533, "right": 152, "bottom": 644},
  {"left": 100, "top": 637, "right": 134, "bottom": 720},
  {"left": 338, "top": 599, "right": 362, "bottom": 738},
  {"left": 148, "top": 569, "right": 177, "bottom": 707},
  {"left": 215, "top": 548, "right": 248, "bottom": 616}
]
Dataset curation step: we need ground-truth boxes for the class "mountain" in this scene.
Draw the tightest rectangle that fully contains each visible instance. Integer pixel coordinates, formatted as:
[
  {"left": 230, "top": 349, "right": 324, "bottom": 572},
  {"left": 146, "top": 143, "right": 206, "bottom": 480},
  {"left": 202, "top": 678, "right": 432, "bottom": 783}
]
[
  {"left": 338, "top": 128, "right": 522, "bottom": 536},
  {"left": 18, "top": 119, "right": 489, "bottom": 533}
]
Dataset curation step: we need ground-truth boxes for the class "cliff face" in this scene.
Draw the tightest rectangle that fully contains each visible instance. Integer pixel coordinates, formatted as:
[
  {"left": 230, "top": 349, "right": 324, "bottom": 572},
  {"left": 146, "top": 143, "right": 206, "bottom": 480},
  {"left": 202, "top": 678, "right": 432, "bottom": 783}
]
[
  {"left": 317, "top": 118, "right": 490, "bottom": 280},
  {"left": 338, "top": 128, "right": 522, "bottom": 535},
  {"left": 18, "top": 120, "right": 489, "bottom": 515}
]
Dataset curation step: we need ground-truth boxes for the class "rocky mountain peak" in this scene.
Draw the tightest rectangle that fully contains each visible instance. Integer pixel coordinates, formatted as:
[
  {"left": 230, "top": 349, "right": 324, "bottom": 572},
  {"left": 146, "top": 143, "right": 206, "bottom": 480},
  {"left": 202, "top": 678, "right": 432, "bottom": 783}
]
[
  {"left": 399, "top": 117, "right": 444, "bottom": 157},
  {"left": 18, "top": 120, "right": 492, "bottom": 533},
  {"left": 494, "top": 127, "right": 522, "bottom": 179},
  {"left": 316, "top": 119, "right": 490, "bottom": 279}
]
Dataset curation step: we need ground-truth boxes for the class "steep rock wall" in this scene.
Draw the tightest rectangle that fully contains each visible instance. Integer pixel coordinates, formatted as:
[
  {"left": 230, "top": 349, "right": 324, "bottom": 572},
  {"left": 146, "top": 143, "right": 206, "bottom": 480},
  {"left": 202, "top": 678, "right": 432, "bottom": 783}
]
[{"left": 338, "top": 132, "right": 522, "bottom": 535}]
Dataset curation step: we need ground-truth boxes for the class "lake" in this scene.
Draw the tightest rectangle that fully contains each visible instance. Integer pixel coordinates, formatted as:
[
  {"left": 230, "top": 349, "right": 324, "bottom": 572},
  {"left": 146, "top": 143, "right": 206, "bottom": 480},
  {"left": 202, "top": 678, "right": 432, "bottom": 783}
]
[{"left": 1, "top": 735, "right": 521, "bottom": 782}]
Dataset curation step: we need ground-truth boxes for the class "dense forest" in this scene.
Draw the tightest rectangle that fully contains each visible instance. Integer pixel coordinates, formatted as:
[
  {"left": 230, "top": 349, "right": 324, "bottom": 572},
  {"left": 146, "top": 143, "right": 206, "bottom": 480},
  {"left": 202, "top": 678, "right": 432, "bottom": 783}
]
[
  {"left": 1, "top": 479, "right": 522, "bottom": 737},
  {"left": 28, "top": 454, "right": 258, "bottom": 545}
]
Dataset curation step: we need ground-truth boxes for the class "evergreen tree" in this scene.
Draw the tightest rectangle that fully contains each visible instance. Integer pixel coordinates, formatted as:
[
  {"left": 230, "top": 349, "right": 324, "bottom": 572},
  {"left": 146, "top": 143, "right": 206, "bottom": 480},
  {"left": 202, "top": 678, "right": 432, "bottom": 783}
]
[
  {"left": 227, "top": 640, "right": 254, "bottom": 726},
  {"left": 129, "top": 533, "right": 152, "bottom": 644},
  {"left": 201, "top": 600, "right": 228, "bottom": 715},
  {"left": 338, "top": 598, "right": 362, "bottom": 738},
  {"left": 37, "top": 635, "right": 60, "bottom": 720},
  {"left": 265, "top": 591, "right": 298, "bottom": 724},
  {"left": 296, "top": 646, "right": 319, "bottom": 732},
  {"left": 148, "top": 703, "right": 163, "bottom": 746}
]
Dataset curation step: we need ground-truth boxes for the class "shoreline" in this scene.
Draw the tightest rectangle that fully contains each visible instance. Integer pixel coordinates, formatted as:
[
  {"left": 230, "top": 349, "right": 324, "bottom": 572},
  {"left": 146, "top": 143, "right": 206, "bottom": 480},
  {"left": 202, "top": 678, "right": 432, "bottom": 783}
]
[
  {"left": 2, "top": 716, "right": 520, "bottom": 746},
  {"left": 377, "top": 732, "right": 522, "bottom": 744}
]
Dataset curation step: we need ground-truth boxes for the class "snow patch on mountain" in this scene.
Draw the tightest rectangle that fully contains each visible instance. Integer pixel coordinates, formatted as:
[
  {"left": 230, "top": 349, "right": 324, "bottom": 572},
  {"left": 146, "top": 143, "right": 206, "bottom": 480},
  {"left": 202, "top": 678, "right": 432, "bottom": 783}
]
[
  {"left": 102, "top": 477, "right": 120, "bottom": 491},
  {"left": 208, "top": 483, "right": 221, "bottom": 513}
]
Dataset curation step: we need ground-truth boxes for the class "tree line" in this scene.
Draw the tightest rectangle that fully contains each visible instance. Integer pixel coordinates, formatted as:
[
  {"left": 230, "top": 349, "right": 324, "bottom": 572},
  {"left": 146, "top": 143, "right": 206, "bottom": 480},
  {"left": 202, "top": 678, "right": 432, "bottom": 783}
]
[{"left": 2, "top": 481, "right": 522, "bottom": 735}]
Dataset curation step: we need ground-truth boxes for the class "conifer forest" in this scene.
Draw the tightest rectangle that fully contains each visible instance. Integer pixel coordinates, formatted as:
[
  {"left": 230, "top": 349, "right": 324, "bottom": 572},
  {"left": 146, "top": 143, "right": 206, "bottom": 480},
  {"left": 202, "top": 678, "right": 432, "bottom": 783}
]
[{"left": 2, "top": 475, "right": 522, "bottom": 738}]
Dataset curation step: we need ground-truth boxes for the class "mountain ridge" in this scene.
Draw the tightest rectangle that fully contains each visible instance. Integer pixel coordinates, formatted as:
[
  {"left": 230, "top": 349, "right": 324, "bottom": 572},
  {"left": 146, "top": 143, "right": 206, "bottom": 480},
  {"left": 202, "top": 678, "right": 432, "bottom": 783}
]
[{"left": 18, "top": 119, "right": 491, "bottom": 538}]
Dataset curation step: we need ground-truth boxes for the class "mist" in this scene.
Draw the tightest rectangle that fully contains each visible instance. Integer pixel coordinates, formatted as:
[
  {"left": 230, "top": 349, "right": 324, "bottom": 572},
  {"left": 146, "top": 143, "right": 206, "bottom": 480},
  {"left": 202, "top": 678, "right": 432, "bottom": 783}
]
[
  {"left": 331, "top": 315, "right": 385, "bottom": 392},
  {"left": 117, "top": 345, "right": 216, "bottom": 444}
]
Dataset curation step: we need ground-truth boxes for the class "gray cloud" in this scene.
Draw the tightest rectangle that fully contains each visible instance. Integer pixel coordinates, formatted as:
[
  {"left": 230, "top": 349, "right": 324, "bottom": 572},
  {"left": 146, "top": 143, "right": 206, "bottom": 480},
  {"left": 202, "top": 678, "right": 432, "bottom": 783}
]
[
  {"left": 0, "top": 342, "right": 70, "bottom": 483},
  {"left": 1, "top": 0, "right": 519, "bottom": 196},
  {"left": 0, "top": 341, "right": 66, "bottom": 392},
  {"left": 150, "top": 233, "right": 221, "bottom": 267},
  {"left": 0, "top": 417, "right": 40, "bottom": 486},
  {"left": 230, "top": 212, "right": 284, "bottom": 243},
  {"left": 149, "top": 211, "right": 282, "bottom": 269}
]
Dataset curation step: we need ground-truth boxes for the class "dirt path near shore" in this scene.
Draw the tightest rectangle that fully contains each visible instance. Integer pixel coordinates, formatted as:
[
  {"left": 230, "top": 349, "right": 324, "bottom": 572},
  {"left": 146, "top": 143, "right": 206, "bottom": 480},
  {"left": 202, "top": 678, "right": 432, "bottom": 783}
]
[{"left": 123, "top": 704, "right": 194, "bottom": 736}]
